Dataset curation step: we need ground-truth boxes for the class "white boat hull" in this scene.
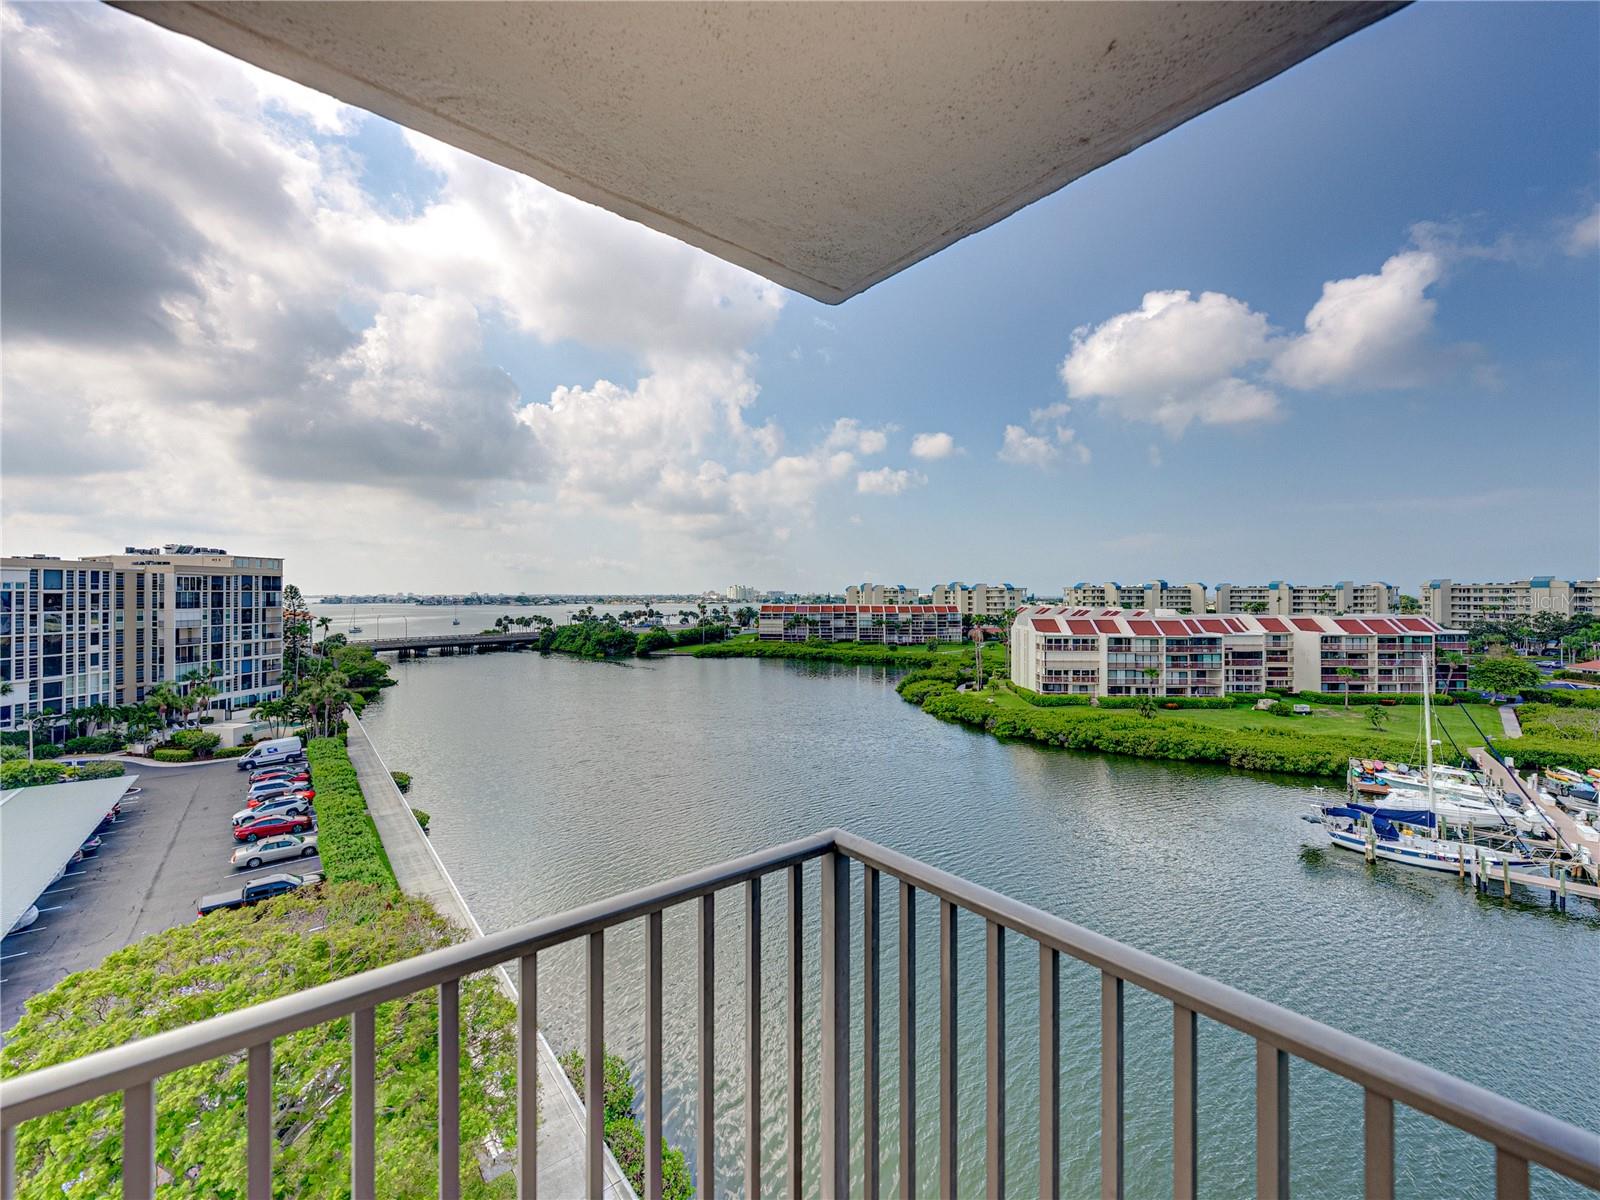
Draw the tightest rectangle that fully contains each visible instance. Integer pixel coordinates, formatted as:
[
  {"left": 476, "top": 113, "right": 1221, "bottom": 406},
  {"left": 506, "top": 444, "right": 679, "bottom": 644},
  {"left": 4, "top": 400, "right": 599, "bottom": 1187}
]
[{"left": 1325, "top": 828, "right": 1534, "bottom": 875}]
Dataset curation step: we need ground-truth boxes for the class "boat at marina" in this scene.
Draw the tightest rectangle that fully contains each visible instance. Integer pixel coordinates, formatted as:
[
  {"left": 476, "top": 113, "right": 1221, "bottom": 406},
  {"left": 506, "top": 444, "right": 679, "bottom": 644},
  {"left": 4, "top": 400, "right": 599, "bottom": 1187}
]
[
  {"left": 350, "top": 625, "right": 363, "bottom": 634},
  {"left": 1364, "top": 762, "right": 1503, "bottom": 803},
  {"left": 1319, "top": 804, "right": 1536, "bottom": 874}
]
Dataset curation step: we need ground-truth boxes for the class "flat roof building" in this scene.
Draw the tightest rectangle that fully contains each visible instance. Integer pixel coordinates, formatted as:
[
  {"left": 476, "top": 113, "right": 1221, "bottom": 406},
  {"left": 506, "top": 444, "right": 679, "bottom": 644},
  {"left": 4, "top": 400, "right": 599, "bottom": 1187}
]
[
  {"left": 2, "top": 546, "right": 284, "bottom": 731},
  {"left": 930, "top": 583, "right": 1027, "bottom": 619},
  {"left": 1423, "top": 577, "right": 1600, "bottom": 626},
  {"left": 759, "top": 604, "right": 960, "bottom": 645},
  {"left": 1215, "top": 580, "right": 1398, "bottom": 615}
]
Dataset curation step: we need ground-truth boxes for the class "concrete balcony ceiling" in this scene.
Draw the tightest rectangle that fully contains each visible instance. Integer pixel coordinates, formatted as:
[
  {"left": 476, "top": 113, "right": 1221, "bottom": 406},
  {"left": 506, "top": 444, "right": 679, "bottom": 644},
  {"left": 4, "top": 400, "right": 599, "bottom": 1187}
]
[{"left": 114, "top": 1, "right": 1401, "bottom": 304}]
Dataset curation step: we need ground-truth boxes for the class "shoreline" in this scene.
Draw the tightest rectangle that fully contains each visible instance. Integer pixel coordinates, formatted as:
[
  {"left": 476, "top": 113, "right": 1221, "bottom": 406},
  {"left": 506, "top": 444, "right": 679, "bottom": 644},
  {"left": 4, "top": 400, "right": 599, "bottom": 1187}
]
[{"left": 345, "top": 714, "right": 636, "bottom": 1198}]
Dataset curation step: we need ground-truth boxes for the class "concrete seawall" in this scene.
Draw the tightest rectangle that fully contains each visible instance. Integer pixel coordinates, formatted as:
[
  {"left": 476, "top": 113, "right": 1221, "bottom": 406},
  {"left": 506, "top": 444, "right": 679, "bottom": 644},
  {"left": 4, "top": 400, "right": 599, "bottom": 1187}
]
[{"left": 345, "top": 713, "right": 633, "bottom": 1198}]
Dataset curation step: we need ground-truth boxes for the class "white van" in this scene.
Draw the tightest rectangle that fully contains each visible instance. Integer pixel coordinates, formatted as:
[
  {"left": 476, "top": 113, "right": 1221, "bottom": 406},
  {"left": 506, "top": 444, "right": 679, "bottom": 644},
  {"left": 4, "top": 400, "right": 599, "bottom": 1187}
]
[{"left": 236, "top": 737, "right": 305, "bottom": 771}]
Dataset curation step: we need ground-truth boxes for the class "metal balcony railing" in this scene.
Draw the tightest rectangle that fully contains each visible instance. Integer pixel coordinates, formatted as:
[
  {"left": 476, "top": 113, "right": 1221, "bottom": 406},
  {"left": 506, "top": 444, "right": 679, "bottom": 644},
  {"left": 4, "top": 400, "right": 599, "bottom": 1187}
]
[{"left": 3, "top": 829, "right": 1597, "bottom": 1200}]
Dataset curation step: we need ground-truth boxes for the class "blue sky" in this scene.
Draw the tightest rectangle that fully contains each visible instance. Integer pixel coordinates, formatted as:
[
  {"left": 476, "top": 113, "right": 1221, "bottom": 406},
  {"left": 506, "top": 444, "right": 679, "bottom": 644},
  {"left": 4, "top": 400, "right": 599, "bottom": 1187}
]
[{"left": 3, "top": 2, "right": 1596, "bottom": 594}]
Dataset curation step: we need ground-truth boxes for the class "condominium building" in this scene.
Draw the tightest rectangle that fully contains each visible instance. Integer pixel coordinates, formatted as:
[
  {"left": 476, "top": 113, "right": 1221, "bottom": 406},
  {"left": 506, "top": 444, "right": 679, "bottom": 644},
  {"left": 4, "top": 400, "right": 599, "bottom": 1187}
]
[
  {"left": 1, "top": 546, "right": 284, "bottom": 731},
  {"left": 758, "top": 603, "right": 961, "bottom": 644},
  {"left": 844, "top": 583, "right": 919, "bottom": 605},
  {"left": 724, "top": 584, "right": 761, "bottom": 602},
  {"left": 1010, "top": 605, "right": 1466, "bottom": 698},
  {"left": 1423, "top": 577, "right": 1600, "bottom": 625},
  {"left": 929, "top": 582, "right": 1027, "bottom": 619},
  {"left": 1215, "top": 580, "right": 1398, "bottom": 616},
  {"left": 1064, "top": 581, "right": 1204, "bottom": 612}
]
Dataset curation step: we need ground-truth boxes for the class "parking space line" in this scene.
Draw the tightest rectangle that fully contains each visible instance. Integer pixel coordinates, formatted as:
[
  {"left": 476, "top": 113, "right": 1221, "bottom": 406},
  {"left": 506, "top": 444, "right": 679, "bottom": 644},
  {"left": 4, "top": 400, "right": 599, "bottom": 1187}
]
[
  {"left": 1, "top": 952, "right": 31, "bottom": 962},
  {"left": 35, "top": 905, "right": 65, "bottom": 914}
]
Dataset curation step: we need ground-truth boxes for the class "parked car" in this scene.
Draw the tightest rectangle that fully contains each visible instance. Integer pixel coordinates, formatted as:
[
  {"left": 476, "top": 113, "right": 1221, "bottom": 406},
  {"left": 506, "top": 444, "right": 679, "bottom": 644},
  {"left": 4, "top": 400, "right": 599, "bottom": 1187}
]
[
  {"left": 79, "top": 835, "right": 103, "bottom": 856},
  {"left": 232, "top": 794, "right": 313, "bottom": 826},
  {"left": 197, "top": 871, "right": 323, "bottom": 916},
  {"left": 250, "top": 767, "right": 311, "bottom": 785},
  {"left": 231, "top": 833, "right": 319, "bottom": 870},
  {"left": 236, "top": 737, "right": 305, "bottom": 771},
  {"left": 233, "top": 813, "right": 313, "bottom": 842},
  {"left": 246, "top": 776, "right": 309, "bottom": 799},
  {"left": 7, "top": 905, "right": 40, "bottom": 936},
  {"left": 244, "top": 786, "right": 314, "bottom": 809}
]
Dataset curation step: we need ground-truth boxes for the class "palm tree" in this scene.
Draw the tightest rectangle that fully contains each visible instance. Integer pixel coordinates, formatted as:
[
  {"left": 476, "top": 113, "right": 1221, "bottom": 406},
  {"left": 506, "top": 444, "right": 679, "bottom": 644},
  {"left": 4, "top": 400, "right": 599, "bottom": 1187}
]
[
  {"left": 26, "top": 709, "right": 61, "bottom": 760},
  {"left": 145, "top": 683, "right": 182, "bottom": 733},
  {"left": 316, "top": 616, "right": 333, "bottom": 651},
  {"left": 1335, "top": 665, "right": 1357, "bottom": 707}
]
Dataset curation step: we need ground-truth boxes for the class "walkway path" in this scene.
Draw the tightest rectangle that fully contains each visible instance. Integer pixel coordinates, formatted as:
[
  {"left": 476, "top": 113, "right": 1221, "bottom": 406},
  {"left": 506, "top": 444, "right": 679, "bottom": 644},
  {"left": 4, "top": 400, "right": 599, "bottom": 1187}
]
[
  {"left": 345, "top": 715, "right": 633, "bottom": 1198},
  {"left": 1499, "top": 704, "right": 1523, "bottom": 737}
]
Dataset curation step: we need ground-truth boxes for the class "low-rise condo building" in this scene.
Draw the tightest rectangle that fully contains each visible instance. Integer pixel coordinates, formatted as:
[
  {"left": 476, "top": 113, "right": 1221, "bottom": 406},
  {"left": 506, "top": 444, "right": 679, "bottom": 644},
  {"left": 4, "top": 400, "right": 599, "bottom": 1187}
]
[
  {"left": 1010, "top": 605, "right": 1466, "bottom": 698},
  {"left": 1064, "top": 581, "right": 1205, "bottom": 611},
  {"left": 758, "top": 603, "right": 960, "bottom": 644},
  {"left": 929, "top": 582, "right": 1027, "bottom": 618},
  {"left": 1215, "top": 580, "right": 1399, "bottom": 615},
  {"left": 1423, "top": 577, "right": 1600, "bottom": 625},
  {"left": 1064, "top": 582, "right": 1125, "bottom": 608},
  {"left": 1, "top": 546, "right": 284, "bottom": 731}
]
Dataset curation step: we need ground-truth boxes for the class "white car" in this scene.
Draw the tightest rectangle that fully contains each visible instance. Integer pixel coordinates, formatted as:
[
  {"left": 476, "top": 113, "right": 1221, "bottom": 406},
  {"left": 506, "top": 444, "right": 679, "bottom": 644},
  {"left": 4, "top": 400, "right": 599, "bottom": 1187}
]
[
  {"left": 231, "top": 794, "right": 313, "bottom": 826},
  {"left": 231, "top": 833, "right": 319, "bottom": 870}
]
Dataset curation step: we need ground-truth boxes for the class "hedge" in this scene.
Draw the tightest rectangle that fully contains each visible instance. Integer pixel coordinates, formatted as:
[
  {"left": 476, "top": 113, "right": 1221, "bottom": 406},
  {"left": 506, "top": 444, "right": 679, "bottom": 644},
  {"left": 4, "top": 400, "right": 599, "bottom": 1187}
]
[
  {"left": 304, "top": 737, "right": 397, "bottom": 890},
  {"left": 150, "top": 748, "right": 195, "bottom": 763},
  {"left": 1098, "top": 695, "right": 1241, "bottom": 710},
  {"left": 1295, "top": 691, "right": 1457, "bottom": 707},
  {"left": 1005, "top": 682, "right": 1093, "bottom": 707},
  {"left": 213, "top": 745, "right": 249, "bottom": 758},
  {"left": 560, "top": 1049, "right": 693, "bottom": 1199},
  {"left": 169, "top": 729, "right": 222, "bottom": 753},
  {"left": 1, "top": 759, "right": 127, "bottom": 787},
  {"left": 1521, "top": 687, "right": 1600, "bottom": 708},
  {"left": 64, "top": 734, "right": 125, "bottom": 754}
]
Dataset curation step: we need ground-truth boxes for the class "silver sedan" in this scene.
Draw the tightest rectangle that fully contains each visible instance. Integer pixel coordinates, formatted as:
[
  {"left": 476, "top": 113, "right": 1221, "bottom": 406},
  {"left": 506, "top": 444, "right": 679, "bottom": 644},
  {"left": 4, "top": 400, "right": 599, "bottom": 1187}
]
[{"left": 230, "top": 833, "right": 320, "bottom": 870}]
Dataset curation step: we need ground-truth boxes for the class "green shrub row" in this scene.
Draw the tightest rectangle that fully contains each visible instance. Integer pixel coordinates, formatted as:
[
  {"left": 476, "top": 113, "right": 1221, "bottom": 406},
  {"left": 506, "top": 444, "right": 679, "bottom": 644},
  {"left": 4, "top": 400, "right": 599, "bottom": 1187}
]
[
  {"left": 1, "top": 759, "right": 127, "bottom": 788},
  {"left": 213, "top": 745, "right": 249, "bottom": 758},
  {"left": 305, "top": 737, "right": 397, "bottom": 890},
  {"left": 169, "top": 729, "right": 222, "bottom": 753},
  {"left": 150, "top": 748, "right": 195, "bottom": 763},
  {"left": 64, "top": 733, "right": 125, "bottom": 754},
  {"left": 1004, "top": 682, "right": 1092, "bottom": 706},
  {"left": 1292, "top": 691, "right": 1458, "bottom": 707},
  {"left": 560, "top": 1049, "right": 694, "bottom": 1199},
  {"left": 1097, "top": 695, "right": 1241, "bottom": 710},
  {"left": 1521, "top": 687, "right": 1600, "bottom": 708}
]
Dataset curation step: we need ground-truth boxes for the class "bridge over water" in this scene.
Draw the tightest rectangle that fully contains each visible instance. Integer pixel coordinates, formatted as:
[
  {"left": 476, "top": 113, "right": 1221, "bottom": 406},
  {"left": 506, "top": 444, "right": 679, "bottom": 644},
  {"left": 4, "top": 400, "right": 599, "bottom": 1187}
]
[{"left": 351, "top": 631, "right": 546, "bottom": 654}]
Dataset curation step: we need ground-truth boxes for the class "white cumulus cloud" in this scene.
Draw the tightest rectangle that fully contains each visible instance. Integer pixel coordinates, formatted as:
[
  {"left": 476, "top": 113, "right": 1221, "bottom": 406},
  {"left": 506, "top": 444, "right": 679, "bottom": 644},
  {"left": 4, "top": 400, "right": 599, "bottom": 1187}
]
[
  {"left": 1564, "top": 203, "right": 1600, "bottom": 256},
  {"left": 998, "top": 425, "right": 1058, "bottom": 468},
  {"left": 909, "top": 431, "right": 958, "bottom": 460},
  {"left": 856, "top": 467, "right": 924, "bottom": 496},
  {"left": 1059, "top": 290, "right": 1277, "bottom": 434},
  {"left": 1270, "top": 250, "right": 1445, "bottom": 390}
]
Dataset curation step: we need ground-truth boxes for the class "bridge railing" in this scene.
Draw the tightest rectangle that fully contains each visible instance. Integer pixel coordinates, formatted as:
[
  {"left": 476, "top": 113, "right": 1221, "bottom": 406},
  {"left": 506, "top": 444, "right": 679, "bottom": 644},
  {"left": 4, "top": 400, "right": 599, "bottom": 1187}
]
[{"left": 3, "top": 829, "right": 1596, "bottom": 1199}]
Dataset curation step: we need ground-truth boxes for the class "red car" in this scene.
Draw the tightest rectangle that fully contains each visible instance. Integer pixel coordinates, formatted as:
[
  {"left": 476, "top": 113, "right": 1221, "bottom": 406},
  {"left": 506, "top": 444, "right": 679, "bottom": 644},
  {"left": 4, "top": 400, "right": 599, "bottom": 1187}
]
[
  {"left": 245, "top": 787, "right": 315, "bottom": 809},
  {"left": 250, "top": 768, "right": 311, "bottom": 785},
  {"left": 233, "top": 813, "right": 313, "bottom": 842}
]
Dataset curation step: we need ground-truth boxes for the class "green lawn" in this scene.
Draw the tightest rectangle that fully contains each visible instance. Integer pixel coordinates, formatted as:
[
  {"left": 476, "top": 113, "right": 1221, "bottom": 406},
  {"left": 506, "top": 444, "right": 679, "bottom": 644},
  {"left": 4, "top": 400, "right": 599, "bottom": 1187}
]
[{"left": 987, "top": 688, "right": 1502, "bottom": 751}]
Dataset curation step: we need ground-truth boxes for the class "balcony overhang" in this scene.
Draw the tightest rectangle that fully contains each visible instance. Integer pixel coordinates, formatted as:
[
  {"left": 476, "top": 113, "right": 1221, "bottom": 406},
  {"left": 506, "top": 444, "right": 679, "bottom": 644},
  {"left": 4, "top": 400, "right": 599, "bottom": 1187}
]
[{"left": 113, "top": 1, "right": 1402, "bottom": 303}]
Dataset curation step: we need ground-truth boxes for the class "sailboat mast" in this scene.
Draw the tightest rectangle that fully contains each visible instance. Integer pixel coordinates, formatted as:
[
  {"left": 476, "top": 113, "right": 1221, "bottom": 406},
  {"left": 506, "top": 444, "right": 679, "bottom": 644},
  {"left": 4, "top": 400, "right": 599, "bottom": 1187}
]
[{"left": 1423, "top": 650, "right": 1435, "bottom": 810}]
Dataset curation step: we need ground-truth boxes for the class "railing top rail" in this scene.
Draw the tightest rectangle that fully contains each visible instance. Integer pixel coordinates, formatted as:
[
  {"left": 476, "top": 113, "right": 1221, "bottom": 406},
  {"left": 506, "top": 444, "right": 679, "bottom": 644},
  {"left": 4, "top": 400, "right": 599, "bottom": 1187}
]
[
  {"left": 4, "top": 827, "right": 1596, "bottom": 1191},
  {"left": 0, "top": 830, "right": 833, "bottom": 1125},
  {"left": 830, "top": 829, "right": 1600, "bottom": 1189}
]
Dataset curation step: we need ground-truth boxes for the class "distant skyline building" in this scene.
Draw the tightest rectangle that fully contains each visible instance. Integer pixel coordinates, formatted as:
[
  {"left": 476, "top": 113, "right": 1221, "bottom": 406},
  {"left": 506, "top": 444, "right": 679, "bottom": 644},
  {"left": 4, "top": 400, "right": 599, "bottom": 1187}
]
[
  {"left": 724, "top": 584, "right": 761, "bottom": 602},
  {"left": 844, "top": 583, "right": 919, "bottom": 606},
  {"left": 1010, "top": 605, "right": 1467, "bottom": 699},
  {"left": 1214, "top": 580, "right": 1399, "bottom": 616},
  {"left": 758, "top": 603, "right": 960, "bottom": 645},
  {"left": 929, "top": 582, "right": 1028, "bottom": 619},
  {"left": 1422, "top": 577, "right": 1600, "bottom": 626},
  {"left": 2, "top": 545, "right": 284, "bottom": 732}
]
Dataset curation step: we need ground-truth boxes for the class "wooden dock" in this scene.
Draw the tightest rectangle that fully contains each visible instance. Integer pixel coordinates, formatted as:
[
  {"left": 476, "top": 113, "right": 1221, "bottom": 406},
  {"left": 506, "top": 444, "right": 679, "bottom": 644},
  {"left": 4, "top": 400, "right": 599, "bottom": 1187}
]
[{"left": 1468, "top": 748, "right": 1599, "bottom": 887}]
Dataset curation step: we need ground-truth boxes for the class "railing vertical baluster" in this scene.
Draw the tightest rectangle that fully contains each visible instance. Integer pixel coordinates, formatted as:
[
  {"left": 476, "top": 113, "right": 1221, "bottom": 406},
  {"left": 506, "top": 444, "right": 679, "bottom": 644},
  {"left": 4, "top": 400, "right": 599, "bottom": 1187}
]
[
  {"left": 939, "top": 899, "right": 958, "bottom": 1199},
  {"left": 820, "top": 850, "right": 851, "bottom": 1198},
  {"left": 699, "top": 893, "right": 717, "bottom": 1200},
  {"left": 985, "top": 921, "right": 1005, "bottom": 1200},
  {"left": 247, "top": 1042, "right": 273, "bottom": 1200},
  {"left": 1255, "top": 1043, "right": 1289, "bottom": 1200},
  {"left": 518, "top": 954, "right": 538, "bottom": 1200},
  {"left": 439, "top": 979, "right": 461, "bottom": 1200},
  {"left": 1495, "top": 1149, "right": 1530, "bottom": 1200},
  {"left": 863, "top": 864, "right": 881, "bottom": 1200},
  {"left": 746, "top": 879, "right": 762, "bottom": 1199},
  {"left": 4, "top": 1122, "right": 15, "bottom": 1200},
  {"left": 645, "top": 911, "right": 664, "bottom": 1200},
  {"left": 1362, "top": 1090, "right": 1393, "bottom": 1200},
  {"left": 786, "top": 864, "right": 803, "bottom": 1200},
  {"left": 1039, "top": 945, "right": 1060, "bottom": 1200},
  {"left": 1100, "top": 973, "right": 1123, "bottom": 1200},
  {"left": 1173, "top": 1005, "right": 1197, "bottom": 1200},
  {"left": 587, "top": 931, "right": 605, "bottom": 1199},
  {"left": 122, "top": 1080, "right": 155, "bottom": 1200},
  {"left": 352, "top": 1007, "right": 376, "bottom": 1199},
  {"left": 898, "top": 882, "right": 917, "bottom": 1200}
]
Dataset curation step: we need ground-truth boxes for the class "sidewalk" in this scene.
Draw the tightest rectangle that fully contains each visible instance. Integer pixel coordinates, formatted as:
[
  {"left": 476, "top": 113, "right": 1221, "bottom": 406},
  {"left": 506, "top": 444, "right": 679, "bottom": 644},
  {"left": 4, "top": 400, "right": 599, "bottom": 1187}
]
[
  {"left": 344, "top": 714, "right": 633, "bottom": 1199},
  {"left": 1498, "top": 704, "right": 1522, "bottom": 737}
]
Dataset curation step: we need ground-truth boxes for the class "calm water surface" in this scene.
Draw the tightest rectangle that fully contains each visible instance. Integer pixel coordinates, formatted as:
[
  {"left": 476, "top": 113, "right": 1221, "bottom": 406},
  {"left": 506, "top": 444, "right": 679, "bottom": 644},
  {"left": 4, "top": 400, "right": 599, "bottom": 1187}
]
[{"left": 360, "top": 652, "right": 1597, "bottom": 1199}]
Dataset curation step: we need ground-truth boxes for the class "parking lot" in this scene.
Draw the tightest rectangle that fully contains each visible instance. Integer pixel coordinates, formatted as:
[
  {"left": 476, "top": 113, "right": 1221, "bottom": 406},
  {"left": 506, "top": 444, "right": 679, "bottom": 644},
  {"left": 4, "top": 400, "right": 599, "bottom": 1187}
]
[{"left": 2, "top": 760, "right": 320, "bottom": 1032}]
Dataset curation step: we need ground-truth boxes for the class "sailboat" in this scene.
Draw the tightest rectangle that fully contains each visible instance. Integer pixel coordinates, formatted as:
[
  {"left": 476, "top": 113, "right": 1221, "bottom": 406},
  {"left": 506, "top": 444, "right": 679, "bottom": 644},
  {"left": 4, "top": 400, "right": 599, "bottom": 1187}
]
[{"left": 1319, "top": 660, "right": 1535, "bottom": 872}]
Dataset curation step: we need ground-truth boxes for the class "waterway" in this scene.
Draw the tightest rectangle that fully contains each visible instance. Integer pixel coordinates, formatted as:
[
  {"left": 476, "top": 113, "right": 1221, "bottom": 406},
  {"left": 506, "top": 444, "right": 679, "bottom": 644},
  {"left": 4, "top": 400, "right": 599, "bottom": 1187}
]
[{"left": 357, "top": 649, "right": 1597, "bottom": 1199}]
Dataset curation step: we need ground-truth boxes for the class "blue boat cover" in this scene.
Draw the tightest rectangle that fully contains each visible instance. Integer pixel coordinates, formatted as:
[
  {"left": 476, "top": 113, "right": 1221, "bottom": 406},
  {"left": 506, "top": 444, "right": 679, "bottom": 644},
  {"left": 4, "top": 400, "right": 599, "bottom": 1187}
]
[{"left": 1326, "top": 803, "right": 1436, "bottom": 831}]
